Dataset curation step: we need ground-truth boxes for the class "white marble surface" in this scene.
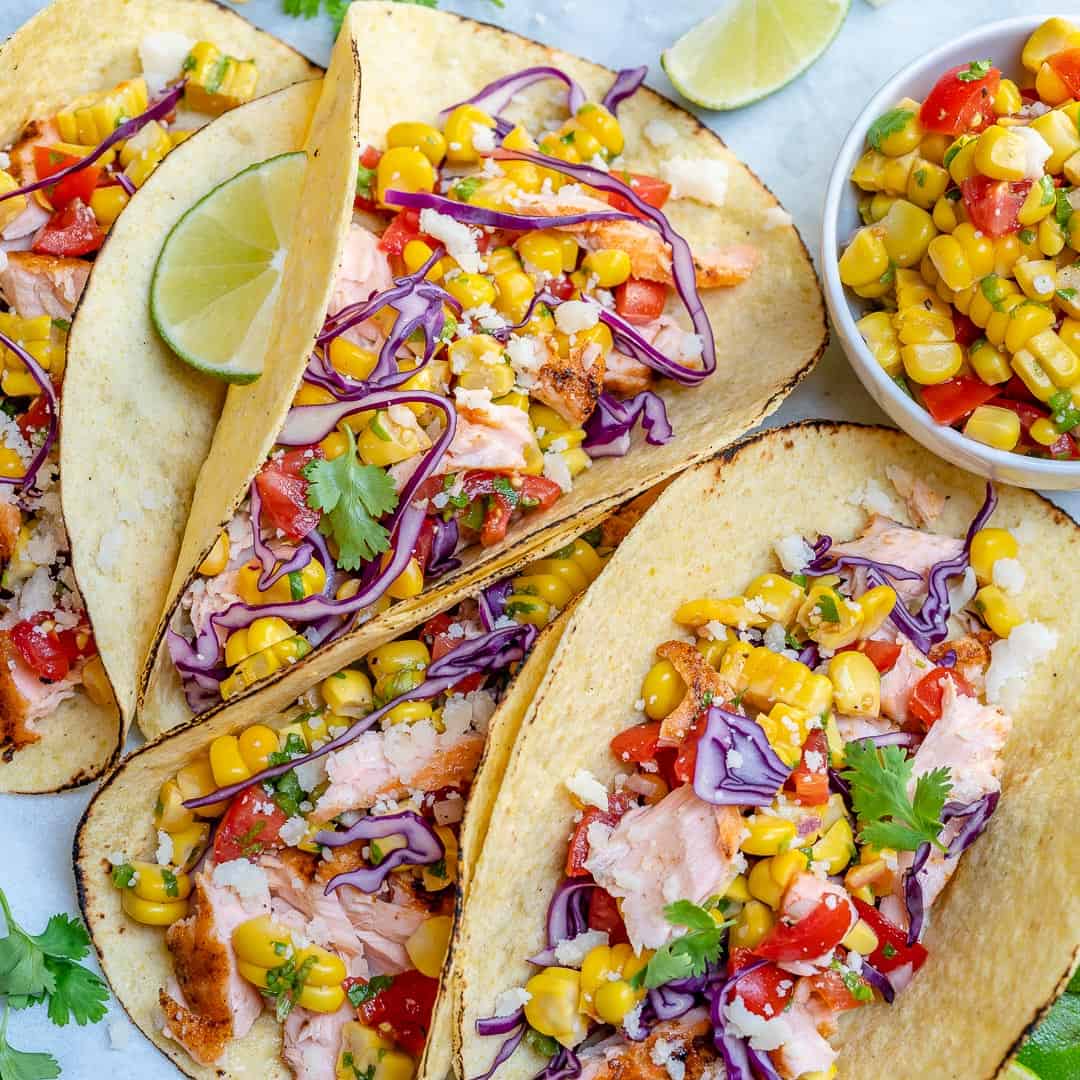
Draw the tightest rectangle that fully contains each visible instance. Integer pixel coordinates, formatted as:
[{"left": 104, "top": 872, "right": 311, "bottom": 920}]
[{"left": 0, "top": 1, "right": 1076, "bottom": 1076}]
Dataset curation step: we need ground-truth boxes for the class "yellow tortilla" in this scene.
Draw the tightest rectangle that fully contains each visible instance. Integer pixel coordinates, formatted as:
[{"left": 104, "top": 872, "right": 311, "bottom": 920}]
[
  {"left": 0, "top": 0, "right": 319, "bottom": 793},
  {"left": 75, "top": 602, "right": 573, "bottom": 1079},
  {"left": 452, "top": 422, "right": 1080, "bottom": 1080},
  {"left": 137, "top": 0, "right": 826, "bottom": 739}
]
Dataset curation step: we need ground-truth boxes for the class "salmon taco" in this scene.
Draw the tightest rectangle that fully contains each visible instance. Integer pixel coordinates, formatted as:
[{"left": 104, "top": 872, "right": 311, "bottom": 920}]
[
  {"left": 453, "top": 422, "right": 1080, "bottom": 1080},
  {"left": 72, "top": 516, "right": 644, "bottom": 1079},
  {"left": 138, "top": 1, "right": 826, "bottom": 740},
  {"left": 0, "top": 0, "right": 319, "bottom": 791}
]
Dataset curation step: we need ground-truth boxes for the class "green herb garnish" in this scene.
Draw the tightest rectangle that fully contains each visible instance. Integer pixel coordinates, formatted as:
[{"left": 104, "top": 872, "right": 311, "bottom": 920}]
[
  {"left": 956, "top": 59, "right": 992, "bottom": 82},
  {"left": 630, "top": 901, "right": 729, "bottom": 990},
  {"left": 866, "top": 108, "right": 914, "bottom": 152}
]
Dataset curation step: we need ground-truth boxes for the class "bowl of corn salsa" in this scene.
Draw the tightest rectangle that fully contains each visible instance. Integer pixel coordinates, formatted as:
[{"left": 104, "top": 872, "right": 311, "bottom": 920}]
[{"left": 823, "top": 15, "right": 1080, "bottom": 489}]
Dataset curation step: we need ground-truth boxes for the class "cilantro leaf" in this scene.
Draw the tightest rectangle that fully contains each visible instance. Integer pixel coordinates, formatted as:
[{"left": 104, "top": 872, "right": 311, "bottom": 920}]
[
  {"left": 957, "top": 59, "right": 992, "bottom": 82},
  {"left": 347, "top": 974, "right": 394, "bottom": 1007},
  {"left": 631, "top": 901, "right": 729, "bottom": 989},
  {"left": 356, "top": 163, "right": 376, "bottom": 201},
  {"left": 841, "top": 742, "right": 952, "bottom": 852},
  {"left": 304, "top": 426, "right": 398, "bottom": 571},
  {"left": 0, "top": 1007, "right": 59, "bottom": 1080},
  {"left": 44, "top": 962, "right": 109, "bottom": 1028},
  {"left": 866, "top": 108, "right": 914, "bottom": 152},
  {"left": 815, "top": 592, "right": 840, "bottom": 624},
  {"left": 284, "top": 0, "right": 440, "bottom": 33}
]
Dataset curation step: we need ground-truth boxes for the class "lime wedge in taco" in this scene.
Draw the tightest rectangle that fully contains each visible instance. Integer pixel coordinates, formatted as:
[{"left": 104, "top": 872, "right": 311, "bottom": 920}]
[
  {"left": 139, "top": 2, "right": 826, "bottom": 741},
  {"left": 453, "top": 423, "right": 1079, "bottom": 1080},
  {"left": 0, "top": 0, "right": 318, "bottom": 791}
]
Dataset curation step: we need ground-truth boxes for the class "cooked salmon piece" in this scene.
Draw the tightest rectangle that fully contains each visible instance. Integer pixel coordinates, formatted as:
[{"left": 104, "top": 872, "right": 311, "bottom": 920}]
[
  {"left": 885, "top": 465, "right": 945, "bottom": 527},
  {"left": 0, "top": 495, "right": 21, "bottom": 560},
  {"left": 312, "top": 726, "right": 485, "bottom": 822},
  {"left": 532, "top": 338, "right": 604, "bottom": 425},
  {"left": 603, "top": 349, "right": 652, "bottom": 396},
  {"left": 654, "top": 639, "right": 734, "bottom": 744},
  {"left": 440, "top": 387, "right": 540, "bottom": 474},
  {"left": 928, "top": 632, "right": 994, "bottom": 692},
  {"left": 0, "top": 251, "right": 90, "bottom": 320},
  {"left": 584, "top": 784, "right": 744, "bottom": 951},
  {"left": 8, "top": 119, "right": 59, "bottom": 185},
  {"left": 329, "top": 223, "right": 393, "bottom": 325},
  {"left": 513, "top": 189, "right": 759, "bottom": 290},
  {"left": 282, "top": 1004, "right": 354, "bottom": 1080},
  {"left": 160, "top": 869, "right": 269, "bottom": 1065},
  {"left": 770, "top": 997, "right": 839, "bottom": 1079},
  {"left": 878, "top": 635, "right": 933, "bottom": 725},
  {"left": 577, "top": 1010, "right": 713, "bottom": 1080},
  {"left": 336, "top": 877, "right": 431, "bottom": 975},
  {"left": 829, "top": 515, "right": 963, "bottom": 605},
  {"left": 0, "top": 634, "right": 80, "bottom": 754}
]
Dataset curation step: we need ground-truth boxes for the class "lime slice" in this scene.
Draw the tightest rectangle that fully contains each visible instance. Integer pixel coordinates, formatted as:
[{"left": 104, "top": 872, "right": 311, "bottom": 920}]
[
  {"left": 151, "top": 151, "right": 306, "bottom": 383},
  {"left": 662, "top": 0, "right": 851, "bottom": 111},
  {"left": 1002, "top": 1063, "right": 1041, "bottom": 1080}
]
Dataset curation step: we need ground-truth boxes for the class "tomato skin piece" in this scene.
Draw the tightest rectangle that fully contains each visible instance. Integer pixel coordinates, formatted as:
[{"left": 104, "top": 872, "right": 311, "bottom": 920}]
[
  {"left": 921, "top": 375, "right": 999, "bottom": 425},
  {"left": 752, "top": 892, "right": 854, "bottom": 963},
  {"left": 607, "top": 173, "right": 671, "bottom": 217},
  {"left": 353, "top": 969, "right": 440, "bottom": 1056},
  {"left": 355, "top": 145, "right": 381, "bottom": 212},
  {"left": 9, "top": 616, "right": 71, "bottom": 681},
  {"left": 547, "top": 275, "right": 577, "bottom": 301},
  {"left": 33, "top": 146, "right": 102, "bottom": 209},
  {"left": 420, "top": 611, "right": 485, "bottom": 694},
  {"left": 907, "top": 667, "right": 975, "bottom": 728},
  {"left": 1047, "top": 48, "right": 1080, "bottom": 98},
  {"left": 951, "top": 310, "right": 981, "bottom": 348},
  {"left": 919, "top": 64, "right": 1001, "bottom": 134},
  {"left": 255, "top": 448, "right": 323, "bottom": 542},
  {"left": 15, "top": 393, "right": 53, "bottom": 439},
  {"left": 614, "top": 278, "right": 666, "bottom": 324},
  {"left": 852, "top": 897, "right": 928, "bottom": 974},
  {"left": 725, "top": 948, "right": 794, "bottom": 1018},
  {"left": 854, "top": 639, "right": 902, "bottom": 674},
  {"left": 212, "top": 787, "right": 288, "bottom": 863},
  {"left": 787, "top": 729, "right": 829, "bottom": 805},
  {"left": 378, "top": 209, "right": 422, "bottom": 257},
  {"left": 960, "top": 176, "right": 1029, "bottom": 238},
  {"left": 587, "top": 887, "right": 629, "bottom": 946},
  {"left": 33, "top": 198, "right": 103, "bottom": 256},
  {"left": 565, "top": 792, "right": 633, "bottom": 877},
  {"left": 610, "top": 721, "right": 663, "bottom": 764},
  {"left": 808, "top": 969, "right": 868, "bottom": 1012}
]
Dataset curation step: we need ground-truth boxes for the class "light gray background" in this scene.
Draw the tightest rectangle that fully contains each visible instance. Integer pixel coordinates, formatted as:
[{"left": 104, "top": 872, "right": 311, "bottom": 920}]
[{"left": 0, "top": 1, "right": 1075, "bottom": 1076}]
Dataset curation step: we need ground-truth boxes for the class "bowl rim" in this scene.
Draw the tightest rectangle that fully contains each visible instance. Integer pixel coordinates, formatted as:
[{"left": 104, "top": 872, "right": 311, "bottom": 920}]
[{"left": 821, "top": 13, "right": 1080, "bottom": 481}]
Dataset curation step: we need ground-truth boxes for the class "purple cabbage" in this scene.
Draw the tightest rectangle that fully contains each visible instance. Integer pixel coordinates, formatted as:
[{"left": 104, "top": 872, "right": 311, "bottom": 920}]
[
  {"left": 437, "top": 66, "right": 586, "bottom": 126},
  {"left": 746, "top": 1048, "right": 783, "bottom": 1080},
  {"left": 0, "top": 330, "right": 57, "bottom": 491},
  {"left": 941, "top": 792, "right": 1000, "bottom": 858},
  {"left": 593, "top": 305, "right": 709, "bottom": 388},
  {"left": 469, "top": 1020, "right": 526, "bottom": 1080},
  {"left": 583, "top": 390, "right": 673, "bottom": 458},
  {"left": 0, "top": 82, "right": 184, "bottom": 205},
  {"left": 648, "top": 983, "right": 698, "bottom": 1022},
  {"left": 796, "top": 642, "right": 819, "bottom": 669},
  {"left": 427, "top": 515, "right": 461, "bottom": 578},
  {"left": 476, "top": 1009, "right": 525, "bottom": 1037},
  {"left": 693, "top": 705, "right": 792, "bottom": 807},
  {"left": 859, "top": 960, "right": 896, "bottom": 1004},
  {"left": 529, "top": 879, "right": 594, "bottom": 966},
  {"left": 535, "top": 1047, "right": 582, "bottom": 1080},
  {"left": 479, "top": 578, "right": 515, "bottom": 632},
  {"left": 317, "top": 810, "right": 443, "bottom": 894},
  {"left": 902, "top": 840, "right": 931, "bottom": 945},
  {"left": 602, "top": 66, "right": 648, "bottom": 112},
  {"left": 708, "top": 959, "right": 770, "bottom": 1080}
]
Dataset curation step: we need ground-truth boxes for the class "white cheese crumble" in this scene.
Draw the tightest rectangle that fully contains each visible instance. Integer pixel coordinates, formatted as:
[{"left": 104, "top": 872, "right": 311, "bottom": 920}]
[
  {"left": 763, "top": 621, "right": 788, "bottom": 654},
  {"left": 659, "top": 156, "right": 728, "bottom": 207},
  {"left": 985, "top": 621, "right": 1058, "bottom": 709},
  {"left": 649, "top": 1037, "right": 686, "bottom": 1080},
  {"left": 278, "top": 816, "right": 309, "bottom": 847},
  {"left": 419, "top": 208, "right": 483, "bottom": 273},
  {"left": 774, "top": 534, "right": 814, "bottom": 574},
  {"left": 553, "top": 928, "right": 609, "bottom": 967},
  {"left": 643, "top": 118, "right": 677, "bottom": 148},
  {"left": 107, "top": 1017, "right": 131, "bottom": 1050},
  {"left": 543, "top": 450, "right": 574, "bottom": 493},
  {"left": 947, "top": 566, "right": 977, "bottom": 614},
  {"left": 493, "top": 987, "right": 532, "bottom": 1017},
  {"left": 565, "top": 768, "right": 609, "bottom": 810},
  {"left": 212, "top": 858, "right": 271, "bottom": 907},
  {"left": 155, "top": 830, "right": 174, "bottom": 867},
  {"left": 992, "top": 557, "right": 1026, "bottom": 595},
  {"left": 471, "top": 122, "right": 496, "bottom": 153},
  {"left": 554, "top": 299, "right": 600, "bottom": 334},
  {"left": 1014, "top": 125, "right": 1053, "bottom": 179},
  {"left": 723, "top": 993, "right": 793, "bottom": 1050},
  {"left": 506, "top": 334, "right": 543, "bottom": 389}
]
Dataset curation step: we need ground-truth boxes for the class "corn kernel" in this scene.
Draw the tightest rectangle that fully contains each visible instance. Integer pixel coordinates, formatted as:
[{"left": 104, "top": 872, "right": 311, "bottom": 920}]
[
  {"left": 641, "top": 659, "right": 685, "bottom": 720},
  {"left": 812, "top": 818, "right": 856, "bottom": 875},
  {"left": 902, "top": 341, "right": 963, "bottom": 385},
  {"left": 376, "top": 146, "right": 435, "bottom": 209},
  {"left": 857, "top": 311, "right": 902, "bottom": 376},
  {"left": 387, "top": 121, "right": 447, "bottom": 166},
  {"left": 730, "top": 899, "right": 775, "bottom": 947},
  {"left": 839, "top": 227, "right": 890, "bottom": 288},
  {"left": 973, "top": 125, "right": 1028, "bottom": 182},
  {"left": 444, "top": 105, "right": 496, "bottom": 165},
  {"left": 974, "top": 584, "right": 1022, "bottom": 637},
  {"left": 842, "top": 918, "right": 880, "bottom": 956},
  {"left": 963, "top": 405, "right": 1021, "bottom": 451},
  {"left": 741, "top": 814, "right": 797, "bottom": 857},
  {"left": 828, "top": 651, "right": 881, "bottom": 717}
]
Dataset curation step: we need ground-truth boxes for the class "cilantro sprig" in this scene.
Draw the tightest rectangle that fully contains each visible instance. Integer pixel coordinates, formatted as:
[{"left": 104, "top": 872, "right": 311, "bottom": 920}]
[
  {"left": 629, "top": 901, "right": 730, "bottom": 990},
  {"left": 956, "top": 59, "right": 992, "bottom": 82},
  {"left": 304, "top": 426, "right": 399, "bottom": 571},
  {"left": 284, "top": 0, "right": 440, "bottom": 34},
  {"left": 866, "top": 108, "right": 914, "bottom": 152},
  {"left": 0, "top": 1005, "right": 58, "bottom": 1080},
  {"left": 841, "top": 741, "right": 952, "bottom": 852}
]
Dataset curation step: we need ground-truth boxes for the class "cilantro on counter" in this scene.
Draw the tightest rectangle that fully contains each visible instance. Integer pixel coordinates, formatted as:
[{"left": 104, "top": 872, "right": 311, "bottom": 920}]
[
  {"left": 0, "top": 1006, "right": 59, "bottom": 1080},
  {"left": 304, "top": 425, "right": 398, "bottom": 571},
  {"left": 284, "top": 0, "right": 440, "bottom": 34},
  {"left": 841, "top": 741, "right": 952, "bottom": 853}
]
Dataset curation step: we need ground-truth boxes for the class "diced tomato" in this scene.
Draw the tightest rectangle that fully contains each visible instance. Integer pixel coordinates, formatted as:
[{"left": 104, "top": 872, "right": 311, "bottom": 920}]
[
  {"left": 960, "top": 176, "right": 1030, "bottom": 238},
  {"left": 852, "top": 897, "right": 928, "bottom": 975},
  {"left": 480, "top": 493, "right": 514, "bottom": 547},
  {"left": 672, "top": 716, "right": 705, "bottom": 785},
  {"left": 753, "top": 891, "right": 854, "bottom": 963},
  {"left": 921, "top": 374, "right": 1000, "bottom": 425},
  {"left": 951, "top": 310, "right": 981, "bottom": 348},
  {"left": 725, "top": 948, "right": 795, "bottom": 1018},
  {"left": 1047, "top": 48, "right": 1080, "bottom": 98},
  {"left": 565, "top": 792, "right": 633, "bottom": 877},
  {"left": 378, "top": 209, "right": 422, "bottom": 256},
  {"left": 33, "top": 198, "right": 103, "bottom": 257},
  {"left": 420, "top": 611, "right": 485, "bottom": 694},
  {"left": 9, "top": 615, "right": 72, "bottom": 680},
  {"left": 212, "top": 786, "right": 288, "bottom": 863},
  {"left": 854, "top": 639, "right": 902, "bottom": 674},
  {"left": 15, "top": 393, "right": 52, "bottom": 438},
  {"left": 476, "top": 474, "right": 563, "bottom": 547},
  {"left": 989, "top": 395, "right": 1080, "bottom": 460},
  {"left": 907, "top": 667, "right": 975, "bottom": 728},
  {"left": 607, "top": 172, "right": 671, "bottom": 217},
  {"left": 412, "top": 515, "right": 436, "bottom": 574},
  {"left": 519, "top": 475, "right": 562, "bottom": 510},
  {"left": 614, "top": 278, "right": 666, "bottom": 324},
  {"left": 587, "top": 887, "right": 629, "bottom": 946},
  {"left": 353, "top": 969, "right": 440, "bottom": 1057},
  {"left": 919, "top": 63, "right": 1001, "bottom": 135},
  {"left": 355, "top": 144, "right": 381, "bottom": 213},
  {"left": 808, "top": 969, "right": 869, "bottom": 1013},
  {"left": 33, "top": 146, "right": 103, "bottom": 210},
  {"left": 255, "top": 448, "right": 323, "bottom": 541},
  {"left": 56, "top": 623, "right": 96, "bottom": 663},
  {"left": 786, "top": 729, "right": 828, "bottom": 805},
  {"left": 610, "top": 721, "right": 663, "bottom": 764}
]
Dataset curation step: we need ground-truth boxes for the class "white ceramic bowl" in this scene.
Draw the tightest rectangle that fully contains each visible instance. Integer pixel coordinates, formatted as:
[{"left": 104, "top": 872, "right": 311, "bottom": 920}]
[{"left": 822, "top": 15, "right": 1080, "bottom": 491}]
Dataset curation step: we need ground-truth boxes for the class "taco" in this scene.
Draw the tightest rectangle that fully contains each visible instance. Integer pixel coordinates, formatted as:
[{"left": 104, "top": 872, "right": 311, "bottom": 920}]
[
  {"left": 453, "top": 421, "right": 1080, "bottom": 1080},
  {"left": 0, "top": 0, "right": 318, "bottom": 791},
  {"left": 75, "top": 521, "right": 622, "bottom": 1079},
  {"left": 138, "top": 1, "right": 826, "bottom": 740}
]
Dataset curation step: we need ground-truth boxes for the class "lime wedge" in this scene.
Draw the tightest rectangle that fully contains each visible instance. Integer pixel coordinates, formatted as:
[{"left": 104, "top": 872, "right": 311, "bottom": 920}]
[
  {"left": 662, "top": 0, "right": 850, "bottom": 111},
  {"left": 1002, "top": 1063, "right": 1041, "bottom": 1080},
  {"left": 150, "top": 151, "right": 305, "bottom": 383}
]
